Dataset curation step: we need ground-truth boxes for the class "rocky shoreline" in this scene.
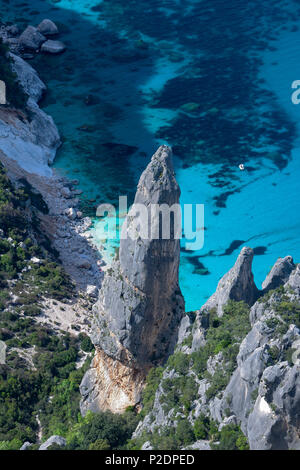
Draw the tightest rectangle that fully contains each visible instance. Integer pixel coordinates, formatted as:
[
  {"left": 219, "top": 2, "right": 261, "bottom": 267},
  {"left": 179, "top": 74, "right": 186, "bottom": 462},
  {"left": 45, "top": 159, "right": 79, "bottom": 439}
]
[
  {"left": 1, "top": 19, "right": 66, "bottom": 59},
  {"left": 0, "top": 20, "right": 102, "bottom": 297}
]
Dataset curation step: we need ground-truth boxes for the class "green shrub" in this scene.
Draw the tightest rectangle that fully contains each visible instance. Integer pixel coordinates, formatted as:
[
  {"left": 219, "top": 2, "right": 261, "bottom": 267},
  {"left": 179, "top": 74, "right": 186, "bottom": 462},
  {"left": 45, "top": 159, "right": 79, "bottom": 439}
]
[
  {"left": 211, "top": 424, "right": 249, "bottom": 450},
  {"left": 283, "top": 347, "right": 296, "bottom": 366},
  {"left": 167, "top": 352, "right": 190, "bottom": 375},
  {"left": 66, "top": 409, "right": 138, "bottom": 450},
  {"left": 79, "top": 333, "right": 94, "bottom": 352},
  {"left": 193, "top": 413, "right": 210, "bottom": 440},
  {"left": 160, "top": 375, "right": 198, "bottom": 414},
  {"left": 0, "top": 438, "right": 23, "bottom": 450},
  {"left": 175, "top": 419, "right": 195, "bottom": 446},
  {"left": 140, "top": 366, "right": 163, "bottom": 417},
  {"left": 89, "top": 439, "right": 110, "bottom": 450},
  {"left": 274, "top": 299, "right": 300, "bottom": 331}
]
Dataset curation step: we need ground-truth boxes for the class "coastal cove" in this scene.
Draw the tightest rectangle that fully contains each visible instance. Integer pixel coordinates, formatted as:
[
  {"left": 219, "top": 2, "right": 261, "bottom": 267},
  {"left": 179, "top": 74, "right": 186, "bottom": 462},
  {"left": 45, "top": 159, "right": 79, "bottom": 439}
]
[{"left": 1, "top": 0, "right": 300, "bottom": 310}]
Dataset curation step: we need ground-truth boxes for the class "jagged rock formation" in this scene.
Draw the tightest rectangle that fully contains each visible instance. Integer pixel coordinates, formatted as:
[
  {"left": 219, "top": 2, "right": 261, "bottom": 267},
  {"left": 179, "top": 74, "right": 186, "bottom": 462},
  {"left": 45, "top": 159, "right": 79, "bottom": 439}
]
[
  {"left": 80, "top": 146, "right": 185, "bottom": 414},
  {"left": 262, "top": 255, "right": 295, "bottom": 292},
  {"left": 201, "top": 246, "right": 259, "bottom": 317},
  {"left": 191, "top": 246, "right": 259, "bottom": 351},
  {"left": 217, "top": 263, "right": 300, "bottom": 449},
  {"left": 134, "top": 249, "right": 300, "bottom": 450}
]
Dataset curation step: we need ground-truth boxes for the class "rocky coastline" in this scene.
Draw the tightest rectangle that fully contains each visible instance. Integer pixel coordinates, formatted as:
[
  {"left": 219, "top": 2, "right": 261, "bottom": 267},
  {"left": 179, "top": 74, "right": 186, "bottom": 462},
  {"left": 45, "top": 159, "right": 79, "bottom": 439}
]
[{"left": 0, "top": 20, "right": 102, "bottom": 296}]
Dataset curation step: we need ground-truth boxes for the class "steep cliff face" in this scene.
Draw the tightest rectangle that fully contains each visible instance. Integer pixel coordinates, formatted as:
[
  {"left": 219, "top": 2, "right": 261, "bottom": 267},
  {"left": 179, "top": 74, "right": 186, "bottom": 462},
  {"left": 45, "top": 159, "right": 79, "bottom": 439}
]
[
  {"left": 80, "top": 146, "right": 185, "bottom": 414},
  {"left": 134, "top": 249, "right": 300, "bottom": 451}
]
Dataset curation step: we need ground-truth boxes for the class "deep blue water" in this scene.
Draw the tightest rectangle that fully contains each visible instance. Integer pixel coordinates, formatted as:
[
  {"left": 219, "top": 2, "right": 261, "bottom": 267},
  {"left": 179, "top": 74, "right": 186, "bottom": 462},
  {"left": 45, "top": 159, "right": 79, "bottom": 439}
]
[{"left": 1, "top": 0, "right": 300, "bottom": 310}]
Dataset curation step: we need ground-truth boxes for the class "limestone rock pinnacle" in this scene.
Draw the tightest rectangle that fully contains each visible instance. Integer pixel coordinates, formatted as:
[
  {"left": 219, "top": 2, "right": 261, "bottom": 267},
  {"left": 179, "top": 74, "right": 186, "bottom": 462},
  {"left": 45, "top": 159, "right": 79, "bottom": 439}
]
[{"left": 80, "top": 146, "right": 185, "bottom": 414}]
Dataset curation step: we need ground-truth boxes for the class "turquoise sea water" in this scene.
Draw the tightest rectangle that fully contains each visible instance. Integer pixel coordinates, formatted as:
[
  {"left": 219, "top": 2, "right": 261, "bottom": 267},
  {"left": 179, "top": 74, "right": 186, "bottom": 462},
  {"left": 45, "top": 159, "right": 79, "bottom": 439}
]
[{"left": 1, "top": 0, "right": 300, "bottom": 310}]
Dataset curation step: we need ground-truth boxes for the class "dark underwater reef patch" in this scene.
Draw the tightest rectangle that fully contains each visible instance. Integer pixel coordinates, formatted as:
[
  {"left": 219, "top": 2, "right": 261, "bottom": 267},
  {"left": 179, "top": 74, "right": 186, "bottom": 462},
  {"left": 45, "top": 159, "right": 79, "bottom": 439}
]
[
  {"left": 101, "top": 0, "right": 297, "bottom": 194},
  {"left": 185, "top": 256, "right": 211, "bottom": 276},
  {"left": 98, "top": 143, "right": 138, "bottom": 159},
  {"left": 213, "top": 189, "right": 240, "bottom": 209},
  {"left": 154, "top": 63, "right": 295, "bottom": 174},
  {"left": 183, "top": 241, "right": 268, "bottom": 260}
]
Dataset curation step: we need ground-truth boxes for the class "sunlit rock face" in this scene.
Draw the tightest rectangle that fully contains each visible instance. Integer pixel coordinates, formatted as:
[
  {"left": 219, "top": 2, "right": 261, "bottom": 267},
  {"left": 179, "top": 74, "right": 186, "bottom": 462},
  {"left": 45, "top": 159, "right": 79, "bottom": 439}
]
[{"left": 80, "top": 146, "right": 185, "bottom": 413}]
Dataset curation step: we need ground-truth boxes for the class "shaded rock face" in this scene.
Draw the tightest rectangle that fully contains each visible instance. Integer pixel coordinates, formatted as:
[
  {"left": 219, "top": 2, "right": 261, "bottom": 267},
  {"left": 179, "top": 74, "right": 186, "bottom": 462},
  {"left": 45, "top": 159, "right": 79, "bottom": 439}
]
[
  {"left": 81, "top": 146, "right": 185, "bottom": 413},
  {"left": 20, "top": 442, "right": 32, "bottom": 451},
  {"left": 200, "top": 247, "right": 259, "bottom": 317}
]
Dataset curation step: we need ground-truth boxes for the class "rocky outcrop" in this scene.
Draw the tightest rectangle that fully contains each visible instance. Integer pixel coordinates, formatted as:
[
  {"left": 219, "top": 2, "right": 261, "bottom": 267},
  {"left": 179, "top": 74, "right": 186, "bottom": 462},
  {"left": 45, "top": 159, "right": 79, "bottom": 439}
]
[
  {"left": 39, "top": 435, "right": 66, "bottom": 450},
  {"left": 0, "top": 340, "right": 6, "bottom": 365},
  {"left": 20, "top": 442, "right": 32, "bottom": 451},
  {"left": 1, "top": 19, "right": 66, "bottom": 57},
  {"left": 80, "top": 146, "right": 185, "bottom": 413},
  {"left": 41, "top": 40, "right": 66, "bottom": 55},
  {"left": 190, "top": 247, "right": 260, "bottom": 352},
  {"left": 134, "top": 252, "right": 300, "bottom": 451},
  {"left": 10, "top": 53, "right": 46, "bottom": 101},
  {"left": 247, "top": 364, "right": 300, "bottom": 450},
  {"left": 200, "top": 247, "right": 259, "bottom": 317},
  {"left": 37, "top": 20, "right": 59, "bottom": 37},
  {"left": 262, "top": 256, "right": 295, "bottom": 292},
  {"left": 19, "top": 26, "right": 46, "bottom": 51},
  {"left": 185, "top": 441, "right": 211, "bottom": 450}
]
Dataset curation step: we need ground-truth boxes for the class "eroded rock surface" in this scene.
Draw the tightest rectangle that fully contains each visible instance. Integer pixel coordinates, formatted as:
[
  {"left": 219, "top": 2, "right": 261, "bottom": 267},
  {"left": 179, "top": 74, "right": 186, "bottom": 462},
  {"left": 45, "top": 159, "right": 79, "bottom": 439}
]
[
  {"left": 80, "top": 146, "right": 185, "bottom": 413},
  {"left": 200, "top": 247, "right": 259, "bottom": 317}
]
